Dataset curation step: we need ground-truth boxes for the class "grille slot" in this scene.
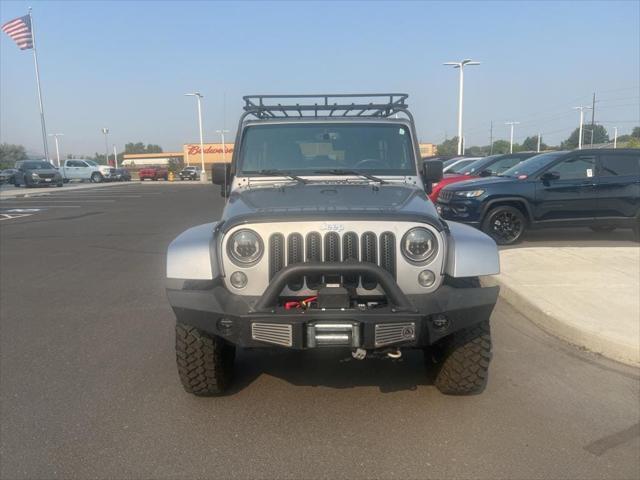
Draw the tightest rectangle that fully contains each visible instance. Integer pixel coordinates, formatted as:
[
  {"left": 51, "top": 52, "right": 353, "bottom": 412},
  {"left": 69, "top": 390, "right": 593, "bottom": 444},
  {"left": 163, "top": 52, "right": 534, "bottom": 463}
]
[
  {"left": 269, "top": 234, "right": 284, "bottom": 280},
  {"left": 306, "top": 232, "right": 322, "bottom": 289},
  {"left": 342, "top": 232, "right": 359, "bottom": 288},
  {"left": 287, "top": 233, "right": 304, "bottom": 291},
  {"left": 379, "top": 232, "right": 396, "bottom": 278},
  {"left": 324, "top": 232, "right": 341, "bottom": 284},
  {"left": 438, "top": 190, "right": 453, "bottom": 202},
  {"left": 361, "top": 232, "right": 378, "bottom": 290}
]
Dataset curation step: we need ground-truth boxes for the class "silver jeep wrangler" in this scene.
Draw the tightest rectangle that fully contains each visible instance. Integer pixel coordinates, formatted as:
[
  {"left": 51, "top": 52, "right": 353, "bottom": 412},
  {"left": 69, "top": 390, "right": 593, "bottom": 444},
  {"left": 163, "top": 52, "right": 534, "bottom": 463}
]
[{"left": 166, "top": 94, "right": 500, "bottom": 396}]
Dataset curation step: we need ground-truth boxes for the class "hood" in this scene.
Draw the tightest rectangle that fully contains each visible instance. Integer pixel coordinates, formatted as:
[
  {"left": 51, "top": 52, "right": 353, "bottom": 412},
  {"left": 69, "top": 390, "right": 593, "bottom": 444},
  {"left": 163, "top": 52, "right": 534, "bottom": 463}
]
[
  {"left": 221, "top": 183, "right": 444, "bottom": 232},
  {"left": 444, "top": 175, "right": 516, "bottom": 191}
]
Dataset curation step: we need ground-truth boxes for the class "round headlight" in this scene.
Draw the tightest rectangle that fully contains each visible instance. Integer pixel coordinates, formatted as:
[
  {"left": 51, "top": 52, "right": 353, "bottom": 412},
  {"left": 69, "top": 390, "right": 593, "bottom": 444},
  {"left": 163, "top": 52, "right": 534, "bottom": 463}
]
[
  {"left": 227, "top": 229, "right": 263, "bottom": 266},
  {"left": 401, "top": 227, "right": 438, "bottom": 264}
]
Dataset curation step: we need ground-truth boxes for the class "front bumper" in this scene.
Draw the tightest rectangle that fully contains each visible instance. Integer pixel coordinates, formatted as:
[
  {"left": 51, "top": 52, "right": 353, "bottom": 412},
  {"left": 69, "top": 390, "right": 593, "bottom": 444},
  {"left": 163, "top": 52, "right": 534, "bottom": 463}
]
[
  {"left": 167, "top": 262, "right": 499, "bottom": 349},
  {"left": 437, "top": 198, "right": 483, "bottom": 225}
]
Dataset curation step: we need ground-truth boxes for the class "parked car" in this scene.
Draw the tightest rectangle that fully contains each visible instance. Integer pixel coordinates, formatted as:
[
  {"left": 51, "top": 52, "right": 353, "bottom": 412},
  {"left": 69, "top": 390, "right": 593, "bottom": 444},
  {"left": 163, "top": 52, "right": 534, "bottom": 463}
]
[
  {"left": 179, "top": 166, "right": 201, "bottom": 180},
  {"left": 166, "top": 93, "right": 500, "bottom": 397},
  {"left": 443, "top": 157, "right": 483, "bottom": 173},
  {"left": 139, "top": 166, "right": 169, "bottom": 181},
  {"left": 0, "top": 168, "right": 18, "bottom": 184},
  {"left": 112, "top": 168, "right": 131, "bottom": 181},
  {"left": 429, "top": 152, "right": 539, "bottom": 202},
  {"left": 14, "top": 160, "right": 63, "bottom": 188},
  {"left": 58, "top": 159, "right": 115, "bottom": 183},
  {"left": 436, "top": 149, "right": 640, "bottom": 245}
]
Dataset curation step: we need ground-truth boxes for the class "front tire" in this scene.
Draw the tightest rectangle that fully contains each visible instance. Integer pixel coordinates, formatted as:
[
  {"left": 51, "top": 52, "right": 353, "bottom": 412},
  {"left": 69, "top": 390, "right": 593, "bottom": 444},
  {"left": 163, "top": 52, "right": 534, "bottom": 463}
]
[
  {"left": 431, "top": 320, "right": 492, "bottom": 395},
  {"left": 176, "top": 322, "right": 235, "bottom": 396},
  {"left": 482, "top": 205, "right": 526, "bottom": 245}
]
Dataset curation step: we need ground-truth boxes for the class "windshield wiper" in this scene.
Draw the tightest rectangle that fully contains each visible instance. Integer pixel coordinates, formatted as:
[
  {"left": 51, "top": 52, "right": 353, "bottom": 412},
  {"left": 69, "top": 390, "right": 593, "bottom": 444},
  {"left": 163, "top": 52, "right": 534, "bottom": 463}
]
[
  {"left": 313, "top": 169, "right": 388, "bottom": 184},
  {"left": 245, "top": 169, "right": 308, "bottom": 185}
]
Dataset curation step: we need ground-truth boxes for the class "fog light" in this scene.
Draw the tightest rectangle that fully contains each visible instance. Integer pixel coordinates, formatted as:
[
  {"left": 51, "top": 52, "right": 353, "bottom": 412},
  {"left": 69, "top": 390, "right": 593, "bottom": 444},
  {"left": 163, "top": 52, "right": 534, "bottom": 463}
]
[
  {"left": 230, "top": 271, "right": 247, "bottom": 289},
  {"left": 418, "top": 270, "right": 436, "bottom": 287}
]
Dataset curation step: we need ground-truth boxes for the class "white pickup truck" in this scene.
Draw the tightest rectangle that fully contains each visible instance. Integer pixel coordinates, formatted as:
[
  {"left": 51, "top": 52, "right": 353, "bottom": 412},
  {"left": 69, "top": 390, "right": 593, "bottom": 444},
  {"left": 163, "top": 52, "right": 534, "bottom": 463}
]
[{"left": 59, "top": 159, "right": 115, "bottom": 183}]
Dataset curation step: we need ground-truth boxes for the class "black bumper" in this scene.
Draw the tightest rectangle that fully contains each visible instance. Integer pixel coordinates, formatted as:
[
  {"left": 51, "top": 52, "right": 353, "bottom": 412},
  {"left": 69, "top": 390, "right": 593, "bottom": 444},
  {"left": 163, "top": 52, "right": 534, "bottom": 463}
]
[{"left": 167, "top": 280, "right": 499, "bottom": 350}]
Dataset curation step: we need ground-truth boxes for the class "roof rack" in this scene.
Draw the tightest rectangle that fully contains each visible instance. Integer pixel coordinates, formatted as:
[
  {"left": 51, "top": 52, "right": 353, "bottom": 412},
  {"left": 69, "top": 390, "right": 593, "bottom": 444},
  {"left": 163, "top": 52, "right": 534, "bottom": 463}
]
[{"left": 242, "top": 93, "right": 409, "bottom": 119}]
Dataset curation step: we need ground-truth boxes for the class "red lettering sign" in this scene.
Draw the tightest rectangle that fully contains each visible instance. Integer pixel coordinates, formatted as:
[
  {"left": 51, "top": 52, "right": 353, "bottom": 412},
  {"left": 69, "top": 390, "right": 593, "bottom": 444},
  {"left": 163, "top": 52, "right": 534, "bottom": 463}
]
[{"left": 186, "top": 145, "right": 234, "bottom": 155}]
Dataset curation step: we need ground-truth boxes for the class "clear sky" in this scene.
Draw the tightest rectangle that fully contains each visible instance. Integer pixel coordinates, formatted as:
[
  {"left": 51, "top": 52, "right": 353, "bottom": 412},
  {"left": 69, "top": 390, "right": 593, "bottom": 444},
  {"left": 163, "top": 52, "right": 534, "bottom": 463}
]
[{"left": 1, "top": 0, "right": 639, "bottom": 157}]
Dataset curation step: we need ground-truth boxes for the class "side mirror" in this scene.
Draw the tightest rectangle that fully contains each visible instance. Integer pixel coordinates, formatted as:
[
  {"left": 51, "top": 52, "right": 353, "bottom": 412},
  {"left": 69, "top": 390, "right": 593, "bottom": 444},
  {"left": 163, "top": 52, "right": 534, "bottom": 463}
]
[
  {"left": 211, "top": 163, "right": 231, "bottom": 197},
  {"left": 540, "top": 171, "right": 559, "bottom": 182},
  {"left": 422, "top": 159, "right": 443, "bottom": 194}
]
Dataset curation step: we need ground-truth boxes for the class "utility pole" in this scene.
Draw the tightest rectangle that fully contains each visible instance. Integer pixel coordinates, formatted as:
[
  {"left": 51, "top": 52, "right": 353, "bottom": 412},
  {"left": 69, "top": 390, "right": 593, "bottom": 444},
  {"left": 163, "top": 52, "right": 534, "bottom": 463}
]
[
  {"left": 443, "top": 59, "right": 480, "bottom": 155},
  {"left": 573, "top": 106, "right": 592, "bottom": 150},
  {"left": 489, "top": 120, "right": 493, "bottom": 154},
  {"left": 47, "top": 133, "right": 63, "bottom": 167},
  {"left": 537, "top": 132, "right": 541, "bottom": 152},
  {"left": 505, "top": 121, "right": 520, "bottom": 153},
  {"left": 590, "top": 92, "right": 596, "bottom": 147},
  {"left": 113, "top": 145, "right": 118, "bottom": 168},
  {"left": 185, "top": 92, "right": 206, "bottom": 181},
  {"left": 613, "top": 127, "right": 618, "bottom": 148}
]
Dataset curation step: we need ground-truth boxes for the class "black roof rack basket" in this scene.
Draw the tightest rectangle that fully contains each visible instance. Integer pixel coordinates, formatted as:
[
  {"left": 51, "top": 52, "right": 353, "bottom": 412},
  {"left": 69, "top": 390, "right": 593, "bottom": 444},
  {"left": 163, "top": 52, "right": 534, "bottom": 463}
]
[{"left": 242, "top": 93, "right": 409, "bottom": 119}]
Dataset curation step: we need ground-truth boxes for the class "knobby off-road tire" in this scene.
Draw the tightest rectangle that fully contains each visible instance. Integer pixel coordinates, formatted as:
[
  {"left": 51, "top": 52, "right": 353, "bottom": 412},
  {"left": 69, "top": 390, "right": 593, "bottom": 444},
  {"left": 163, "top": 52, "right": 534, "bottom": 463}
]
[
  {"left": 433, "top": 320, "right": 492, "bottom": 395},
  {"left": 176, "top": 322, "right": 235, "bottom": 396}
]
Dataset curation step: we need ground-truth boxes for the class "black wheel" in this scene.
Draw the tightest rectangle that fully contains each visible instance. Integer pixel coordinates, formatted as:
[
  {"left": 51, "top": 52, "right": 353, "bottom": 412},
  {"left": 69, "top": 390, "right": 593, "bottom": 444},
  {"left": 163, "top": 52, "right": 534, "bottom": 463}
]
[
  {"left": 589, "top": 226, "right": 616, "bottom": 233},
  {"left": 90, "top": 172, "right": 103, "bottom": 183},
  {"left": 56, "top": 182, "right": 63, "bottom": 187},
  {"left": 176, "top": 322, "right": 235, "bottom": 396},
  {"left": 431, "top": 321, "right": 492, "bottom": 395},
  {"left": 482, "top": 206, "right": 526, "bottom": 245},
  {"left": 13, "top": 183, "right": 20, "bottom": 188},
  {"left": 63, "top": 178, "right": 70, "bottom": 183}
]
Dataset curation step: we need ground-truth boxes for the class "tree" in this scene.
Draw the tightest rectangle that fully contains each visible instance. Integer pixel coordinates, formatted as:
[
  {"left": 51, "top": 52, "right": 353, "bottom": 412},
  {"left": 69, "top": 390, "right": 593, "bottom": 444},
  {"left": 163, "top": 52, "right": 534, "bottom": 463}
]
[
  {"left": 521, "top": 135, "right": 547, "bottom": 152},
  {"left": 436, "top": 137, "right": 459, "bottom": 156},
  {"left": 561, "top": 125, "right": 609, "bottom": 149},
  {"left": 627, "top": 137, "right": 640, "bottom": 148},
  {"left": 0, "top": 143, "right": 28, "bottom": 168},
  {"left": 490, "top": 140, "right": 513, "bottom": 154},
  {"left": 123, "top": 142, "right": 163, "bottom": 154},
  {"left": 631, "top": 126, "right": 640, "bottom": 139},
  {"left": 465, "top": 145, "right": 490, "bottom": 156}
]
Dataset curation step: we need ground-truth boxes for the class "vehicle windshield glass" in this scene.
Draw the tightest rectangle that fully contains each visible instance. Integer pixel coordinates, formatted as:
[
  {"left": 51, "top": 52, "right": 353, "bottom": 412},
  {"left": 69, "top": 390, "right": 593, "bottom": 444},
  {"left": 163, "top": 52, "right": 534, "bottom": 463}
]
[
  {"left": 448, "top": 158, "right": 478, "bottom": 173},
  {"left": 23, "top": 162, "right": 55, "bottom": 170},
  {"left": 501, "top": 152, "right": 566, "bottom": 178},
  {"left": 459, "top": 156, "right": 499, "bottom": 175},
  {"left": 238, "top": 123, "right": 416, "bottom": 176},
  {"left": 442, "top": 157, "right": 463, "bottom": 168},
  {"left": 85, "top": 160, "right": 98, "bottom": 166}
]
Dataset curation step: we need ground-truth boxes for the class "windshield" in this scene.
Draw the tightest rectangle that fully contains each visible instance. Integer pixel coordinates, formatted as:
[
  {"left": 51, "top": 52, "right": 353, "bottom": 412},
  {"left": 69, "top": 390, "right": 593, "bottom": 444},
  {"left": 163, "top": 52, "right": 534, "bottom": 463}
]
[
  {"left": 459, "top": 155, "right": 500, "bottom": 175},
  {"left": 448, "top": 158, "right": 479, "bottom": 173},
  {"left": 23, "top": 162, "right": 55, "bottom": 170},
  {"left": 85, "top": 160, "right": 98, "bottom": 166},
  {"left": 239, "top": 123, "right": 416, "bottom": 176},
  {"left": 501, "top": 152, "right": 566, "bottom": 178}
]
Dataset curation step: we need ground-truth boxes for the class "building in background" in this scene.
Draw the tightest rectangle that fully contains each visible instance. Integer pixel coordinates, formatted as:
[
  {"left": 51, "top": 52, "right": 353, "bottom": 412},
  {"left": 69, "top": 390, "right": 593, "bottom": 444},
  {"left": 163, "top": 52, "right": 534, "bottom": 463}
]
[
  {"left": 122, "top": 152, "right": 184, "bottom": 167},
  {"left": 419, "top": 143, "right": 437, "bottom": 157}
]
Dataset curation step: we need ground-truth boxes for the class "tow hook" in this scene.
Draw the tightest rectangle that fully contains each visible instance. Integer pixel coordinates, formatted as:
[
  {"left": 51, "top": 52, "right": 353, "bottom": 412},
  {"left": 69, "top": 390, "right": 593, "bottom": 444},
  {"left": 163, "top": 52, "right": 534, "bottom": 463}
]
[
  {"left": 351, "top": 348, "right": 367, "bottom": 360},
  {"left": 387, "top": 349, "right": 402, "bottom": 359}
]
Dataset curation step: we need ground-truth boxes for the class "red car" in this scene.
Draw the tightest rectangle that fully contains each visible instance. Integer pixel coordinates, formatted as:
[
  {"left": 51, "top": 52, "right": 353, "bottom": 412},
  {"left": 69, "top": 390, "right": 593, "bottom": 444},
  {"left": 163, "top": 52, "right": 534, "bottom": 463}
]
[
  {"left": 139, "top": 166, "right": 169, "bottom": 181},
  {"left": 429, "top": 152, "right": 539, "bottom": 202}
]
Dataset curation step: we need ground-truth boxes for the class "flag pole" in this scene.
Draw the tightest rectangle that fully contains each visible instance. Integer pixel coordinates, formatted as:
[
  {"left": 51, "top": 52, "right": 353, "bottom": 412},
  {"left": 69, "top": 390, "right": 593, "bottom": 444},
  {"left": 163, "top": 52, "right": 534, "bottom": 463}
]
[{"left": 28, "top": 7, "right": 50, "bottom": 161}]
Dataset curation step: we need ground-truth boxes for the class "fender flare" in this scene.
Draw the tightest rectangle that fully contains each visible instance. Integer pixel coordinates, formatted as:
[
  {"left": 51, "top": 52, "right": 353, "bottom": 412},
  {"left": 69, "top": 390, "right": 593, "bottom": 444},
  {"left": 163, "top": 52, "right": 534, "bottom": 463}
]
[
  {"left": 480, "top": 196, "right": 534, "bottom": 224},
  {"left": 166, "top": 222, "right": 220, "bottom": 281},
  {"left": 444, "top": 221, "right": 500, "bottom": 278}
]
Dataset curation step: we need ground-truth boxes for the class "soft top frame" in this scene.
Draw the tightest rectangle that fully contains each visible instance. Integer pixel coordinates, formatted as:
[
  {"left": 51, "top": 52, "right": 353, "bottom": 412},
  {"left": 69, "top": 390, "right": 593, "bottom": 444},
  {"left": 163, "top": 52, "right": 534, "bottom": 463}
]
[{"left": 242, "top": 93, "right": 410, "bottom": 119}]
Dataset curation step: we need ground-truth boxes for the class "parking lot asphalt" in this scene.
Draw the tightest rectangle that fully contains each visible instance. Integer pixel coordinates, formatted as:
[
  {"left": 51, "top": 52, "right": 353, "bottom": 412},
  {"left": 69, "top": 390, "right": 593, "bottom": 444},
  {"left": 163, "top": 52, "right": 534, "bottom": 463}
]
[{"left": 1, "top": 183, "right": 639, "bottom": 479}]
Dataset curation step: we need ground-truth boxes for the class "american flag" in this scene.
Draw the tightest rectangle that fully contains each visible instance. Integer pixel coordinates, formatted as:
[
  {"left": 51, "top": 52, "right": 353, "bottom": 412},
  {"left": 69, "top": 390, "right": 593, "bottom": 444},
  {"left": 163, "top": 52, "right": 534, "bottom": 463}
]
[{"left": 2, "top": 15, "right": 33, "bottom": 50}]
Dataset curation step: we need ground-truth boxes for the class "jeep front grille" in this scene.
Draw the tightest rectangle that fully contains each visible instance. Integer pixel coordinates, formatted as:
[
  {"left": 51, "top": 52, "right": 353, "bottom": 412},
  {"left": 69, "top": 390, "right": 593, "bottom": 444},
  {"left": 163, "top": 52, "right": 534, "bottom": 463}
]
[
  {"left": 438, "top": 190, "right": 454, "bottom": 202},
  {"left": 269, "top": 231, "right": 396, "bottom": 290}
]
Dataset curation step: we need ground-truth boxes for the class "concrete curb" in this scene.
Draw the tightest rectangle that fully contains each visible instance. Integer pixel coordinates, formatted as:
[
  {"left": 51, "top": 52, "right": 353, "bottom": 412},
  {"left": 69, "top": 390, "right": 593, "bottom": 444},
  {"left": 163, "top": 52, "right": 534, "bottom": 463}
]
[{"left": 482, "top": 276, "right": 640, "bottom": 367}]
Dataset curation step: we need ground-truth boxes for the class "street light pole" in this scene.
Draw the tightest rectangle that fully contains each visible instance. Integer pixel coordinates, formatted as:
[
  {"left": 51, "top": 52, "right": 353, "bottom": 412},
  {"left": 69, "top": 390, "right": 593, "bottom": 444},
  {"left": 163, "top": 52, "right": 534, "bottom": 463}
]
[
  {"left": 47, "top": 133, "right": 63, "bottom": 167},
  {"left": 215, "top": 129, "right": 230, "bottom": 162},
  {"left": 537, "top": 132, "right": 541, "bottom": 152},
  {"left": 613, "top": 127, "right": 618, "bottom": 149},
  {"left": 573, "top": 106, "right": 592, "bottom": 150},
  {"left": 101, "top": 127, "right": 110, "bottom": 164},
  {"left": 185, "top": 92, "right": 207, "bottom": 181},
  {"left": 443, "top": 59, "right": 480, "bottom": 155},
  {"left": 113, "top": 145, "right": 119, "bottom": 168},
  {"left": 505, "top": 122, "right": 520, "bottom": 153}
]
